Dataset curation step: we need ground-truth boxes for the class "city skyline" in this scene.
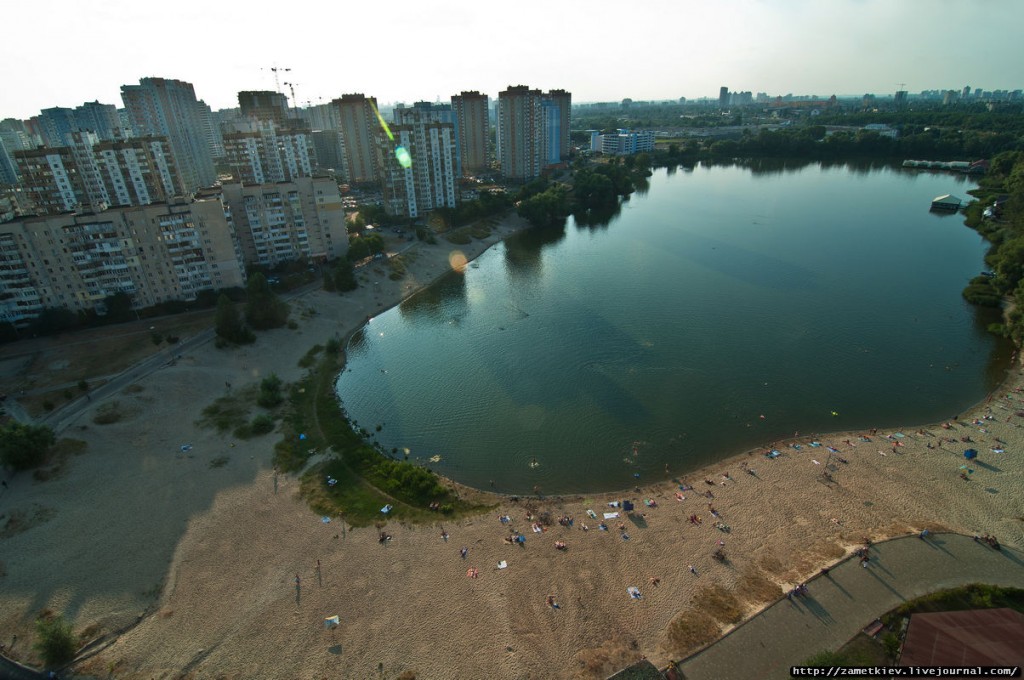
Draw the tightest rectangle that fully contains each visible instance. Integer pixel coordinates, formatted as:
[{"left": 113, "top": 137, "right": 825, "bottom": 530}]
[{"left": 3, "top": 0, "right": 1023, "bottom": 121}]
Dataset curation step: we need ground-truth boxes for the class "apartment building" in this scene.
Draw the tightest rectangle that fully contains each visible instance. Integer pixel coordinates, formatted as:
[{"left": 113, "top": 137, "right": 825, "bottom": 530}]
[
  {"left": 121, "top": 77, "right": 217, "bottom": 193},
  {"left": 238, "top": 90, "right": 291, "bottom": 126},
  {"left": 220, "top": 176, "right": 347, "bottom": 267},
  {"left": 332, "top": 94, "right": 380, "bottom": 184},
  {"left": 222, "top": 120, "right": 315, "bottom": 184},
  {"left": 15, "top": 136, "right": 181, "bottom": 214},
  {"left": 497, "top": 86, "right": 571, "bottom": 180},
  {"left": 451, "top": 91, "right": 491, "bottom": 176},
  {"left": 0, "top": 196, "right": 245, "bottom": 325}
]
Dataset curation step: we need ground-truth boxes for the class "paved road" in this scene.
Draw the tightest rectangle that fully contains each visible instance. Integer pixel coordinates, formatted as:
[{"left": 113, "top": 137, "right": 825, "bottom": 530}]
[{"left": 676, "top": 533, "right": 1024, "bottom": 679}]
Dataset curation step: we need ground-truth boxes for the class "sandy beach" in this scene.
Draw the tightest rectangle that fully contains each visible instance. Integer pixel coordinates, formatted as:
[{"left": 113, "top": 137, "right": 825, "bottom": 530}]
[{"left": 1, "top": 212, "right": 1023, "bottom": 679}]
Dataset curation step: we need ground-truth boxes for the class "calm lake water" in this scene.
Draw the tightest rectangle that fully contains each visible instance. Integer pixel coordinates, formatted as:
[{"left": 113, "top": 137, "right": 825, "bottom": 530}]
[{"left": 337, "top": 162, "right": 1011, "bottom": 494}]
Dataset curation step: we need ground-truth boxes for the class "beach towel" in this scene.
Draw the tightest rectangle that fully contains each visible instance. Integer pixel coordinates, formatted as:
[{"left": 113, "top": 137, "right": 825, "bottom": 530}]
[
  {"left": 627, "top": 586, "right": 641, "bottom": 599},
  {"left": 812, "top": 460, "right": 820, "bottom": 465},
  {"left": 603, "top": 512, "right": 619, "bottom": 519},
  {"left": 324, "top": 615, "right": 340, "bottom": 629},
  {"left": 608, "top": 501, "right": 620, "bottom": 508},
  {"left": 586, "top": 509, "right": 598, "bottom": 519},
  {"left": 497, "top": 560, "right": 507, "bottom": 569},
  {"left": 532, "top": 525, "right": 543, "bottom": 533},
  {"left": 381, "top": 504, "right": 392, "bottom": 514},
  {"left": 321, "top": 516, "right": 331, "bottom": 523},
  {"left": 810, "top": 442, "right": 822, "bottom": 447},
  {"left": 767, "top": 450, "right": 781, "bottom": 458}
]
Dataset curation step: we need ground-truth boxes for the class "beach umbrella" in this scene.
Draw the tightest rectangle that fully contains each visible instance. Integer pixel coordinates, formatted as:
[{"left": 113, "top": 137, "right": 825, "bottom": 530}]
[{"left": 964, "top": 449, "right": 978, "bottom": 460}]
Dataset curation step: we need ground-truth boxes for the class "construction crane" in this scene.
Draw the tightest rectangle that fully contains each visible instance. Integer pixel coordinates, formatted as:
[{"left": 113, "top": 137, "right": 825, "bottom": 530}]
[
  {"left": 262, "top": 65, "right": 291, "bottom": 94},
  {"left": 284, "top": 82, "right": 300, "bottom": 114}
]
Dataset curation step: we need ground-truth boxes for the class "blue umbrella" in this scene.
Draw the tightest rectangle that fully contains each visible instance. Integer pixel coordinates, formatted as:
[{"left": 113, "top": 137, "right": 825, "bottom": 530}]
[{"left": 964, "top": 449, "right": 978, "bottom": 460}]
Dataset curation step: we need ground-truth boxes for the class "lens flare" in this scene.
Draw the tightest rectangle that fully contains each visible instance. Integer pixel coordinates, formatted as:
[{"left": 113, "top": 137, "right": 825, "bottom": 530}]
[
  {"left": 395, "top": 145, "right": 412, "bottom": 169},
  {"left": 448, "top": 250, "right": 468, "bottom": 273}
]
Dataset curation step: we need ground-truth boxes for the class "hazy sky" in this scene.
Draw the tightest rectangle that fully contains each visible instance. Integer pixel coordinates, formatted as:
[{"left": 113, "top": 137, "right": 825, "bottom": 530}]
[{"left": 2, "top": 0, "right": 1021, "bottom": 120}]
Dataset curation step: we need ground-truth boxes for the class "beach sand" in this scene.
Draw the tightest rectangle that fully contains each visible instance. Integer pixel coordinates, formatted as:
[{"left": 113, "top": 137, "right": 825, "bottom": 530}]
[{"left": 1, "top": 213, "right": 1023, "bottom": 679}]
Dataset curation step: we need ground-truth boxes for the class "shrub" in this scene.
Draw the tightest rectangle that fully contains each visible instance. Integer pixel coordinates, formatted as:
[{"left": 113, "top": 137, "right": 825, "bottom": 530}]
[
  {"left": 251, "top": 414, "right": 276, "bottom": 435},
  {"left": 258, "top": 374, "right": 284, "bottom": 408},
  {"left": 0, "top": 422, "right": 57, "bottom": 471},
  {"left": 34, "top": 614, "right": 76, "bottom": 666}
]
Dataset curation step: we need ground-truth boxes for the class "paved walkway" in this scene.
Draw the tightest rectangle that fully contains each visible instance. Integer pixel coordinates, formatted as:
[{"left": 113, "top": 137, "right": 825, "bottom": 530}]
[{"left": 676, "top": 533, "right": 1024, "bottom": 679}]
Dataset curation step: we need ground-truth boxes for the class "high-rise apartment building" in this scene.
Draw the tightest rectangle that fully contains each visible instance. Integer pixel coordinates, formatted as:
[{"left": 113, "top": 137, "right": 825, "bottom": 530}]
[
  {"left": 222, "top": 120, "right": 315, "bottom": 184},
  {"left": 719, "top": 86, "right": 730, "bottom": 108},
  {"left": 310, "top": 130, "right": 345, "bottom": 174},
  {"left": 496, "top": 86, "right": 571, "bottom": 181},
  {"left": 14, "top": 146, "right": 82, "bottom": 214},
  {"left": 74, "top": 101, "right": 123, "bottom": 141},
  {"left": 381, "top": 104, "right": 458, "bottom": 218},
  {"left": 93, "top": 137, "right": 179, "bottom": 207},
  {"left": 451, "top": 91, "right": 490, "bottom": 176},
  {"left": 332, "top": 94, "right": 380, "bottom": 184},
  {"left": 238, "top": 91, "right": 291, "bottom": 126},
  {"left": 546, "top": 89, "right": 571, "bottom": 162},
  {"left": 15, "top": 136, "right": 181, "bottom": 214},
  {"left": 0, "top": 197, "right": 246, "bottom": 324},
  {"left": 220, "top": 176, "right": 347, "bottom": 266},
  {"left": 121, "top": 77, "right": 217, "bottom": 193}
]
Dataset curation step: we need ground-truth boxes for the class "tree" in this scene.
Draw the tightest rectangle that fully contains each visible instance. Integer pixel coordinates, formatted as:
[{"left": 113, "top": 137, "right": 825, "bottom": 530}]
[
  {"left": 244, "top": 273, "right": 289, "bottom": 330},
  {"left": 214, "top": 294, "right": 254, "bottom": 345},
  {"left": 34, "top": 613, "right": 77, "bottom": 666},
  {"left": 0, "top": 422, "right": 56, "bottom": 471}
]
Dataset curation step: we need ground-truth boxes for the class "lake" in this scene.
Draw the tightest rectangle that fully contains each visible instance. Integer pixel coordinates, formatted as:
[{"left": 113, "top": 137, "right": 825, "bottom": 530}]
[{"left": 337, "top": 161, "right": 1011, "bottom": 494}]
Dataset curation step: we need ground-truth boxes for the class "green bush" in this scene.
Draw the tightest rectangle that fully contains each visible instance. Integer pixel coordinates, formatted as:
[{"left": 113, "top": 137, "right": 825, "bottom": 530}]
[
  {"left": 0, "top": 422, "right": 56, "bottom": 471},
  {"left": 34, "top": 614, "right": 76, "bottom": 666},
  {"left": 258, "top": 374, "right": 284, "bottom": 408},
  {"left": 251, "top": 414, "right": 276, "bottom": 435}
]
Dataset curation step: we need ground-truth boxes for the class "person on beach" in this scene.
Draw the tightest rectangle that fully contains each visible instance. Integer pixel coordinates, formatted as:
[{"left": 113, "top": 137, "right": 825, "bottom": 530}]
[{"left": 688, "top": 565, "right": 698, "bottom": 575}]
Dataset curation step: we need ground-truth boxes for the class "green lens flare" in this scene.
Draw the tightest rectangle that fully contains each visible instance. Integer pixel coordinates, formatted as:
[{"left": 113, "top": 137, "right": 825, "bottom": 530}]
[{"left": 395, "top": 146, "right": 412, "bottom": 169}]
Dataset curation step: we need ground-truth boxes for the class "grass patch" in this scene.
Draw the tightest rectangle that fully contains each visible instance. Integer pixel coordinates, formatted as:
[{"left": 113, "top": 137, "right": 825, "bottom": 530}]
[
  {"left": 666, "top": 609, "right": 721, "bottom": 657},
  {"left": 298, "top": 344, "right": 324, "bottom": 369},
  {"left": 470, "top": 224, "right": 492, "bottom": 239},
  {"left": 195, "top": 386, "right": 257, "bottom": 433},
  {"left": 444, "top": 230, "right": 472, "bottom": 245},
  {"left": 92, "top": 401, "right": 123, "bottom": 425},
  {"left": 280, "top": 346, "right": 492, "bottom": 526},
  {"left": 695, "top": 584, "right": 744, "bottom": 625},
  {"left": 885, "top": 583, "right": 1024, "bottom": 622},
  {"left": 388, "top": 256, "right": 407, "bottom": 281}
]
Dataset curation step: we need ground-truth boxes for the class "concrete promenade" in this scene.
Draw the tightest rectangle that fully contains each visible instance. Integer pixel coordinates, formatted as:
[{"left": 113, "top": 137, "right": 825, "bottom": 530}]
[{"left": 676, "top": 533, "right": 1024, "bottom": 679}]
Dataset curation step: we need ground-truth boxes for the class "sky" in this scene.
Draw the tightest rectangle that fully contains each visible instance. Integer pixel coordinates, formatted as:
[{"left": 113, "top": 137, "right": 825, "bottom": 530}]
[{"left": 2, "top": 0, "right": 1022, "bottom": 120}]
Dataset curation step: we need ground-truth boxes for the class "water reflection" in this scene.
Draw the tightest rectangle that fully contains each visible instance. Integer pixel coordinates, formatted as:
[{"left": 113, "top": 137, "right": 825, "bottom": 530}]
[
  {"left": 399, "top": 269, "right": 468, "bottom": 322},
  {"left": 504, "top": 223, "right": 566, "bottom": 278}
]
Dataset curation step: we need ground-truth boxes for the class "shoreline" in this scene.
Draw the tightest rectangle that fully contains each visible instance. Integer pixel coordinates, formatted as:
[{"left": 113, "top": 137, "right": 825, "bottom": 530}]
[{"left": 3, "top": 207, "right": 1023, "bottom": 678}]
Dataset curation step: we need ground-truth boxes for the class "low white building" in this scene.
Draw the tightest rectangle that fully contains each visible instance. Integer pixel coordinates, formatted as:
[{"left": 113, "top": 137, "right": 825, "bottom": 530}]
[{"left": 590, "top": 129, "right": 655, "bottom": 155}]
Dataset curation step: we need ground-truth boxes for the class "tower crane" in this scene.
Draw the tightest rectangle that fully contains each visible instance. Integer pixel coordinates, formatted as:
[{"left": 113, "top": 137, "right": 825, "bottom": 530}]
[{"left": 262, "top": 65, "right": 291, "bottom": 94}]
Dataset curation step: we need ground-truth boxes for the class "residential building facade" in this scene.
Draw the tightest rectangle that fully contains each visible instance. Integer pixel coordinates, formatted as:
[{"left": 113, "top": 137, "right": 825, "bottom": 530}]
[
  {"left": 333, "top": 94, "right": 380, "bottom": 184},
  {"left": 222, "top": 120, "right": 315, "bottom": 184},
  {"left": 497, "top": 86, "right": 571, "bottom": 180},
  {"left": 380, "top": 112, "right": 458, "bottom": 218},
  {"left": 121, "top": 77, "right": 217, "bottom": 193},
  {"left": 220, "top": 176, "right": 347, "bottom": 266},
  {"left": 0, "top": 197, "right": 245, "bottom": 325},
  {"left": 451, "top": 91, "right": 490, "bottom": 175}
]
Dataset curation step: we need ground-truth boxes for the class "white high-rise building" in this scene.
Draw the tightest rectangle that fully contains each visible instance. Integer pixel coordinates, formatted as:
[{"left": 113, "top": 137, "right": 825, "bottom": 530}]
[{"left": 382, "top": 103, "right": 458, "bottom": 218}]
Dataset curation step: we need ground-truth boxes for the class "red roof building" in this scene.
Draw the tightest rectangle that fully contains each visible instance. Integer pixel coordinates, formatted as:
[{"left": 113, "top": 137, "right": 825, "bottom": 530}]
[{"left": 899, "top": 608, "right": 1024, "bottom": 667}]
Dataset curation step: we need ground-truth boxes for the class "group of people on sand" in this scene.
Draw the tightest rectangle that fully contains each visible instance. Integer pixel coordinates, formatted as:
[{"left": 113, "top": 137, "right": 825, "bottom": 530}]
[{"left": 975, "top": 533, "right": 1002, "bottom": 550}]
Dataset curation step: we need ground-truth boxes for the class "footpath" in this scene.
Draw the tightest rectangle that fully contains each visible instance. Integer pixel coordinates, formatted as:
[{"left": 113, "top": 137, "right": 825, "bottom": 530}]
[{"left": 676, "top": 533, "right": 1024, "bottom": 679}]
